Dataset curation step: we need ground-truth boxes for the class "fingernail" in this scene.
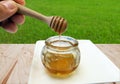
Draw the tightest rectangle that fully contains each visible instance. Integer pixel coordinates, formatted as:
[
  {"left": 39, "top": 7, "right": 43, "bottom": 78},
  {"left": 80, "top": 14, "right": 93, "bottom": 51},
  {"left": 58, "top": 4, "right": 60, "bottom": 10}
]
[{"left": 1, "top": 1, "right": 16, "bottom": 10}]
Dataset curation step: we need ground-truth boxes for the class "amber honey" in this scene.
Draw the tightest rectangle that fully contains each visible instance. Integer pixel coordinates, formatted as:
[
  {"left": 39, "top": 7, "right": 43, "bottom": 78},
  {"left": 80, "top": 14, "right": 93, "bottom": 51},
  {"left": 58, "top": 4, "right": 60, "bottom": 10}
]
[
  {"left": 42, "top": 52, "right": 78, "bottom": 77},
  {"left": 41, "top": 36, "right": 80, "bottom": 78}
]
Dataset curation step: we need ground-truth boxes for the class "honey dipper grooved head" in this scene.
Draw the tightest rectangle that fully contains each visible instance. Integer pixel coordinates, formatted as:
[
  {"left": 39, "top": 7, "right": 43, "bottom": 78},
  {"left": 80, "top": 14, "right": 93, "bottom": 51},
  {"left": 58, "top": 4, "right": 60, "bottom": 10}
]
[{"left": 50, "top": 16, "right": 67, "bottom": 34}]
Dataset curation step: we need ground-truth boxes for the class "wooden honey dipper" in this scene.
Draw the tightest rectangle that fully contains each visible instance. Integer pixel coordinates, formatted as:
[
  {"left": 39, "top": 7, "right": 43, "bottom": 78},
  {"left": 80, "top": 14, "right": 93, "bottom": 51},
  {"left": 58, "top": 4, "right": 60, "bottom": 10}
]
[{"left": 16, "top": 3, "right": 67, "bottom": 34}]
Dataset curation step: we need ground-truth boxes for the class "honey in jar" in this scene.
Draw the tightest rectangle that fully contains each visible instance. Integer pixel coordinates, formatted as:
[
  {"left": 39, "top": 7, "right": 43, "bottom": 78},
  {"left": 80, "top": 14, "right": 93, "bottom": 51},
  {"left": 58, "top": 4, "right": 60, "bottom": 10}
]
[{"left": 41, "top": 36, "right": 80, "bottom": 78}]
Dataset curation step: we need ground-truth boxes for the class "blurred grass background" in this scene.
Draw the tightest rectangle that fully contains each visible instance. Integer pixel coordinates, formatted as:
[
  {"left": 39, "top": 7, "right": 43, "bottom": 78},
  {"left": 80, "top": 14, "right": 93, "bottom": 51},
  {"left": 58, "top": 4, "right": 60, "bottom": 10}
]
[{"left": 0, "top": 0, "right": 120, "bottom": 43}]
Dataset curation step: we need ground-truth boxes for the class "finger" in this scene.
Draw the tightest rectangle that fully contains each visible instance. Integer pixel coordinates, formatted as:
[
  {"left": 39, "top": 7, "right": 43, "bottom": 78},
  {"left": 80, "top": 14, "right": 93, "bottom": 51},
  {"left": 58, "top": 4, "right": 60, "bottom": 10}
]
[
  {"left": 0, "top": 1, "right": 17, "bottom": 21},
  {"left": 14, "top": 0, "right": 25, "bottom": 5},
  {"left": 11, "top": 14, "right": 25, "bottom": 25},
  {"left": 2, "top": 20, "right": 18, "bottom": 33}
]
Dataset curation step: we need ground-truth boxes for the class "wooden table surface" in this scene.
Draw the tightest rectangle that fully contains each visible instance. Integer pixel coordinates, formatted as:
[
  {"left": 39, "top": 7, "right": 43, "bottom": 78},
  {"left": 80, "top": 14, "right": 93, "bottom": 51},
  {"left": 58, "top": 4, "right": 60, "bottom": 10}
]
[{"left": 0, "top": 44, "right": 120, "bottom": 84}]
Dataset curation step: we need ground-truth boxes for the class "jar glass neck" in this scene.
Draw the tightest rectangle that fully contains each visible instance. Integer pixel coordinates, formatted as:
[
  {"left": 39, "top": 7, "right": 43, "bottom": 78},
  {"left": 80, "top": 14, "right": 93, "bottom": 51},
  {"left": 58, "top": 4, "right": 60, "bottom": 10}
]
[{"left": 45, "top": 36, "right": 78, "bottom": 51}]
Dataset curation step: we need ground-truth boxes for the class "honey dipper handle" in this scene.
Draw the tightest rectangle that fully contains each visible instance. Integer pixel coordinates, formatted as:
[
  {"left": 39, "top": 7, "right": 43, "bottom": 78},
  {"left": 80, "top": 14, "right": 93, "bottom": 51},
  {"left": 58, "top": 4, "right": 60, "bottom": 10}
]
[{"left": 16, "top": 3, "right": 50, "bottom": 24}]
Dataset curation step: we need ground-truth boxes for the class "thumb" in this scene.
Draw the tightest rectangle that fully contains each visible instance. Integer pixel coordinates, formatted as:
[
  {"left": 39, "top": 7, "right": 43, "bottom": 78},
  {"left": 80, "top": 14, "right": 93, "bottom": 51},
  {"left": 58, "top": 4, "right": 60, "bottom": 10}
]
[{"left": 0, "top": 1, "right": 17, "bottom": 22}]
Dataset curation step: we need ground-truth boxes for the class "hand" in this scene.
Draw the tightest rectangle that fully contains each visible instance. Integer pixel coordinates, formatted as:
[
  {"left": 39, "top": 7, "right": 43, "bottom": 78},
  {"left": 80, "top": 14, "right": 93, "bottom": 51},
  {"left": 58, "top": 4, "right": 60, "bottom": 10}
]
[{"left": 0, "top": 0, "right": 25, "bottom": 33}]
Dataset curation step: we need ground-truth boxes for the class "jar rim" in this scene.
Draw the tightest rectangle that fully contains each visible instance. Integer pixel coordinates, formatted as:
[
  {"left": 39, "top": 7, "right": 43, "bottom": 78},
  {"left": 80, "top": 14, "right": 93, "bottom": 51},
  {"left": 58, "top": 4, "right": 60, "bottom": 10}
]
[{"left": 45, "top": 36, "right": 78, "bottom": 50}]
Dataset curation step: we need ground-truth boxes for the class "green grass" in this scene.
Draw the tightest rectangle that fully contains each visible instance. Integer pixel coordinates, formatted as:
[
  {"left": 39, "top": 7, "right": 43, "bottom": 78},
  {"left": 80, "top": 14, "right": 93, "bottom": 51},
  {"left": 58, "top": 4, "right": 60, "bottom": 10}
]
[{"left": 0, "top": 0, "right": 120, "bottom": 43}]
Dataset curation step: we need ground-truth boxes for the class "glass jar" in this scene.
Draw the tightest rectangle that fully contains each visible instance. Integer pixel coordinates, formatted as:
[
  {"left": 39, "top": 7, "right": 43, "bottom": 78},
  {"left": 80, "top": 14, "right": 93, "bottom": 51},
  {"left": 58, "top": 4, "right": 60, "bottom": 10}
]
[{"left": 41, "top": 36, "right": 80, "bottom": 78}]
